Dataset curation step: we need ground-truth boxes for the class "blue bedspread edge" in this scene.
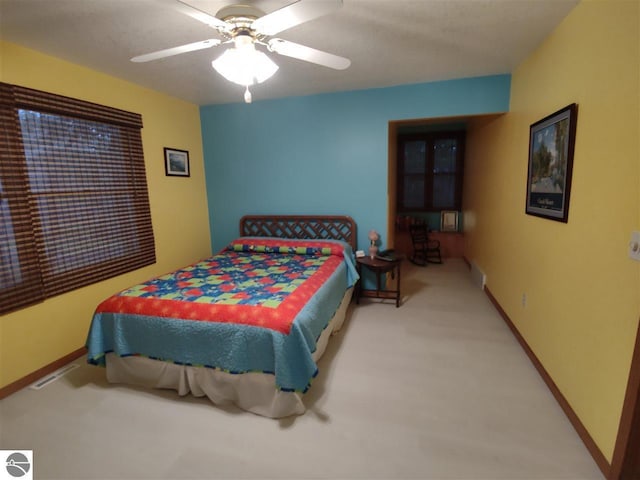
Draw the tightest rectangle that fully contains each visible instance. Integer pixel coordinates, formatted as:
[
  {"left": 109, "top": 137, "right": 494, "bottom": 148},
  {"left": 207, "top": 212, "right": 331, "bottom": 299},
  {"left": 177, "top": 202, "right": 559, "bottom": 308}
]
[{"left": 86, "top": 239, "right": 359, "bottom": 393}]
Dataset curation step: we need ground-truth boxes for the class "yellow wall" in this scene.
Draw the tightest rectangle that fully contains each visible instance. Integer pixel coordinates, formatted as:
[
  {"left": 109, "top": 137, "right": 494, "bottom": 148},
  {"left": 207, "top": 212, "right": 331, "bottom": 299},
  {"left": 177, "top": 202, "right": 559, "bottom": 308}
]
[
  {"left": 463, "top": 0, "right": 639, "bottom": 462},
  {"left": 0, "top": 42, "right": 212, "bottom": 388}
]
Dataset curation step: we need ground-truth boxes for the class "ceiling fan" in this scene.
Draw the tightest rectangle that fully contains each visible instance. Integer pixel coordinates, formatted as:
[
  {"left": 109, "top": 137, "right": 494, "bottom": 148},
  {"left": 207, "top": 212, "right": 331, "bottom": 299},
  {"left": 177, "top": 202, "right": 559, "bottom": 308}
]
[{"left": 131, "top": 0, "right": 351, "bottom": 103}]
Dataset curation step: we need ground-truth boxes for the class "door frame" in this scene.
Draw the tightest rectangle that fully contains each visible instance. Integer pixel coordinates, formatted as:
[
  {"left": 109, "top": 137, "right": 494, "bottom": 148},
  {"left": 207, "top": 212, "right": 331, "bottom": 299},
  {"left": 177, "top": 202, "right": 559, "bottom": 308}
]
[{"left": 610, "top": 317, "right": 640, "bottom": 479}]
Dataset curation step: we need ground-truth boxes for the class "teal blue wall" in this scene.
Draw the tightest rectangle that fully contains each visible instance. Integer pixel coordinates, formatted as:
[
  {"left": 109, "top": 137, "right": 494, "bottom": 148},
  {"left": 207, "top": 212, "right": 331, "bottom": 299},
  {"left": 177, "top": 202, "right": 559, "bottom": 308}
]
[{"left": 200, "top": 74, "right": 510, "bottom": 252}]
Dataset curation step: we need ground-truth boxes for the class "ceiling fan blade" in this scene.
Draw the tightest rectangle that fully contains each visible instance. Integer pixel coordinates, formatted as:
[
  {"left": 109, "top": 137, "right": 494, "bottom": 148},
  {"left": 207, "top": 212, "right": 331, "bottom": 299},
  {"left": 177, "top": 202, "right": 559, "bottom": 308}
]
[
  {"left": 268, "top": 38, "right": 350, "bottom": 70},
  {"left": 131, "top": 39, "right": 221, "bottom": 63},
  {"left": 253, "top": 0, "right": 343, "bottom": 36},
  {"left": 174, "top": 0, "right": 229, "bottom": 31}
]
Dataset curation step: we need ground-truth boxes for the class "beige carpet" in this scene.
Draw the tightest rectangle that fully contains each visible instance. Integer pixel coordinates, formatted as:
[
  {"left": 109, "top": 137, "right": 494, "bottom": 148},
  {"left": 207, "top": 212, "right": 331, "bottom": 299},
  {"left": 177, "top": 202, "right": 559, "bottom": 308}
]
[{"left": 0, "top": 259, "right": 604, "bottom": 479}]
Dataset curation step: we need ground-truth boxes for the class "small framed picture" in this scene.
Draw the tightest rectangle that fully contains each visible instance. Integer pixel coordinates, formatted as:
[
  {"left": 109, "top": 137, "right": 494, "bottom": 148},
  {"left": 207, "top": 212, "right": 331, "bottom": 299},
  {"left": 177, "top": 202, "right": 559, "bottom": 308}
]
[
  {"left": 441, "top": 211, "right": 458, "bottom": 232},
  {"left": 164, "top": 147, "right": 190, "bottom": 177}
]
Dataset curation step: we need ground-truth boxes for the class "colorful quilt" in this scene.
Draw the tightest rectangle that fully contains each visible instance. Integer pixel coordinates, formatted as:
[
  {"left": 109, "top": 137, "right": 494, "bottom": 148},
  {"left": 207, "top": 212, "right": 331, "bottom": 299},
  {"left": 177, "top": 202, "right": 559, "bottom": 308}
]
[{"left": 86, "top": 238, "right": 358, "bottom": 392}]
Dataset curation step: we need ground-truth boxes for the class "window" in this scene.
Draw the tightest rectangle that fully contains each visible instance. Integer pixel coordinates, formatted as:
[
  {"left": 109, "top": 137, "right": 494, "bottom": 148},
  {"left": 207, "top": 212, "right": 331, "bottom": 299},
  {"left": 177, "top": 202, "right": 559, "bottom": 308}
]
[
  {"left": 397, "top": 131, "right": 465, "bottom": 212},
  {"left": 0, "top": 82, "right": 155, "bottom": 315}
]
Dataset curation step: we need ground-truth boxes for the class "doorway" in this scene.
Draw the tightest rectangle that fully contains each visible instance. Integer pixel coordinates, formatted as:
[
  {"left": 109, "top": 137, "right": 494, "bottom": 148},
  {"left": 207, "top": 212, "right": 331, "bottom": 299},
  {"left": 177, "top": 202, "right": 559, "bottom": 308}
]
[{"left": 387, "top": 115, "right": 478, "bottom": 257}]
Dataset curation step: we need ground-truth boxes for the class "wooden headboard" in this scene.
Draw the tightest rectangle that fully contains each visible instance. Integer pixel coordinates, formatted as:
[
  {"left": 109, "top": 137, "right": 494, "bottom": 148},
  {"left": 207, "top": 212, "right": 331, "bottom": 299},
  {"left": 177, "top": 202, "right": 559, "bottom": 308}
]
[{"left": 239, "top": 215, "right": 357, "bottom": 250}]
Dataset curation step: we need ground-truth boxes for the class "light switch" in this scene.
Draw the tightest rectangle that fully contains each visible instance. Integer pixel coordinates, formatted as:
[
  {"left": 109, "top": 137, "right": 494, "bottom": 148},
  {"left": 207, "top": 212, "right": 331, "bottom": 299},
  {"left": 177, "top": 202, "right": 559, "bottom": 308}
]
[{"left": 630, "top": 231, "right": 640, "bottom": 261}]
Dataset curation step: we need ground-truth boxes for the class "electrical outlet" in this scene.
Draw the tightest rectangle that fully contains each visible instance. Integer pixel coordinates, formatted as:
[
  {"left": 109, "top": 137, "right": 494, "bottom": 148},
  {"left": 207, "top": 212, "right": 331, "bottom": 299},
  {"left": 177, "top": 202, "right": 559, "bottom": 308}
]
[
  {"left": 629, "top": 231, "right": 640, "bottom": 261},
  {"left": 521, "top": 293, "right": 527, "bottom": 307}
]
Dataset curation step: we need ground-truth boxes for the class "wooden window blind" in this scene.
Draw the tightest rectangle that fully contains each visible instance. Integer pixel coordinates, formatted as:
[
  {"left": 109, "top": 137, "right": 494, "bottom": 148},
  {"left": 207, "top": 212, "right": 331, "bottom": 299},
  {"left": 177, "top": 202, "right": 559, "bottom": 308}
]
[{"left": 0, "top": 82, "right": 155, "bottom": 315}]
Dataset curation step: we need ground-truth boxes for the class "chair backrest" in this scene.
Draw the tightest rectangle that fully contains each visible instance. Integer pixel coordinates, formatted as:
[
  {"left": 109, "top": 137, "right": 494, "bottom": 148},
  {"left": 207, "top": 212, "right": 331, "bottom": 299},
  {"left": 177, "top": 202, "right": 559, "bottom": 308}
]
[{"left": 409, "top": 223, "right": 428, "bottom": 244}]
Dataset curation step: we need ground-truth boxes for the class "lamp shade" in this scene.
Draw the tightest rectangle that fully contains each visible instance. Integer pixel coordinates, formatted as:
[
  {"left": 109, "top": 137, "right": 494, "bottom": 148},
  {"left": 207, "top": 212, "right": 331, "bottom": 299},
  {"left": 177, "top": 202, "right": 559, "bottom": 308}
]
[{"left": 212, "top": 42, "right": 278, "bottom": 87}]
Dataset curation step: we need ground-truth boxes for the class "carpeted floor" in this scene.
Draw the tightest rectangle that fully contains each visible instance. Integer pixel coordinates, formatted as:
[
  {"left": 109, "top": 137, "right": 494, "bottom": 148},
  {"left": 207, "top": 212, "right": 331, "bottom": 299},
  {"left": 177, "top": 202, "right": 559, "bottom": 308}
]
[{"left": 0, "top": 259, "right": 604, "bottom": 479}]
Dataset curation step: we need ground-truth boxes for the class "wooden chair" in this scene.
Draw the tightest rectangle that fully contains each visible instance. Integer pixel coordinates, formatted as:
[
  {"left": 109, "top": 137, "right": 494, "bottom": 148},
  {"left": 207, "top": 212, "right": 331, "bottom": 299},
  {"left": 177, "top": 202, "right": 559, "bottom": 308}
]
[{"left": 408, "top": 223, "right": 442, "bottom": 266}]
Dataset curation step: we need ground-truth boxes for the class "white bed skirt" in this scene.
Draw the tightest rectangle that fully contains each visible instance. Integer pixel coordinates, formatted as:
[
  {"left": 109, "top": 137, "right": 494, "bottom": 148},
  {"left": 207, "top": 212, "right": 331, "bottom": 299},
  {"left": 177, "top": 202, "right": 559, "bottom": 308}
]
[{"left": 105, "top": 287, "right": 353, "bottom": 418}]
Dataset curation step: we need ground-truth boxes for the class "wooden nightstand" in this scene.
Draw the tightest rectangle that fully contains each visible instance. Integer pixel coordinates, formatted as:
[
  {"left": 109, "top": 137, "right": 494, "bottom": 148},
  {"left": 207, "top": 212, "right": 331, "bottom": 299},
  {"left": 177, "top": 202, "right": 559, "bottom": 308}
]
[{"left": 355, "top": 255, "right": 403, "bottom": 307}]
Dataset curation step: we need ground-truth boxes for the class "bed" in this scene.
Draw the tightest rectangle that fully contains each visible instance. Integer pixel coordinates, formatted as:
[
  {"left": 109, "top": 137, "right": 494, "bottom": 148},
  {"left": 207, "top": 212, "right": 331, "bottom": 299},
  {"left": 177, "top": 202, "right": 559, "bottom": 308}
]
[{"left": 86, "top": 215, "right": 358, "bottom": 418}]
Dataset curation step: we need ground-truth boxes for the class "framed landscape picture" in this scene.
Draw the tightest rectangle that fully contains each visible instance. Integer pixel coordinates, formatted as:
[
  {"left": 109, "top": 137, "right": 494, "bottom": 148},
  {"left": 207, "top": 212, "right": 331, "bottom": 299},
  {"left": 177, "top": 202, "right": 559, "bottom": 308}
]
[
  {"left": 164, "top": 147, "right": 190, "bottom": 177},
  {"left": 525, "top": 103, "right": 577, "bottom": 223}
]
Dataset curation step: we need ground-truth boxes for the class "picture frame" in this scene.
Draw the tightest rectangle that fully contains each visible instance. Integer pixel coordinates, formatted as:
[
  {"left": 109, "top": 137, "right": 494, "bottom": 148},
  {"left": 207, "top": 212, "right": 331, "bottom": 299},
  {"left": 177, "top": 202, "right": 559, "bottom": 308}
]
[
  {"left": 525, "top": 103, "right": 577, "bottom": 223},
  {"left": 440, "top": 210, "right": 459, "bottom": 232},
  {"left": 164, "top": 147, "right": 190, "bottom": 177}
]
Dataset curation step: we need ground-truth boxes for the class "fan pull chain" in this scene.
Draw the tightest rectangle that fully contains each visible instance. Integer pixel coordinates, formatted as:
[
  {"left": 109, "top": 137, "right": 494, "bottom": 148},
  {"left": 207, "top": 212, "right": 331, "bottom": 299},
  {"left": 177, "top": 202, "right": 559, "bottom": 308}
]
[{"left": 244, "top": 86, "right": 252, "bottom": 103}]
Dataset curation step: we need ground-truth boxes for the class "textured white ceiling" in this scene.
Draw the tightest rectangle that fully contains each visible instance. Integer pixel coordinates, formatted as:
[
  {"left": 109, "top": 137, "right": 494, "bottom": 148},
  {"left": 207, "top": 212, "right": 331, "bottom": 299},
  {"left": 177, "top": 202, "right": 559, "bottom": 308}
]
[{"left": 0, "top": 0, "right": 579, "bottom": 105}]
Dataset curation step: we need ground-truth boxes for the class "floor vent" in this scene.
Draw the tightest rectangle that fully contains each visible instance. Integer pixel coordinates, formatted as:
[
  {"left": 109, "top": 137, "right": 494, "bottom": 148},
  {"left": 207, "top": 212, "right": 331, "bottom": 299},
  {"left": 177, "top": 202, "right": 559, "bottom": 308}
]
[
  {"left": 29, "top": 364, "right": 80, "bottom": 390},
  {"left": 470, "top": 261, "right": 486, "bottom": 290}
]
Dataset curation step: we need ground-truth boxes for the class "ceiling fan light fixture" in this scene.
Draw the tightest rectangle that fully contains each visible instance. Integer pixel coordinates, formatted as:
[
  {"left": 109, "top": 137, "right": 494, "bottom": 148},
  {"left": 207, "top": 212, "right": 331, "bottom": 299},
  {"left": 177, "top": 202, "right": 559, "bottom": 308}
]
[
  {"left": 211, "top": 37, "right": 279, "bottom": 87},
  {"left": 133, "top": 0, "right": 350, "bottom": 103}
]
